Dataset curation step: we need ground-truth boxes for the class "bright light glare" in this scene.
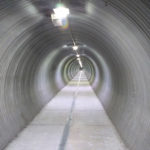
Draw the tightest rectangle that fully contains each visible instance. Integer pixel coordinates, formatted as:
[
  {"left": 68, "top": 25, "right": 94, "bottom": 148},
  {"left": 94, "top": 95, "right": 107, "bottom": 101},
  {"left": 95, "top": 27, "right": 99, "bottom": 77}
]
[
  {"left": 51, "top": 4, "right": 70, "bottom": 28},
  {"left": 53, "top": 6, "right": 70, "bottom": 19},
  {"left": 73, "top": 45, "right": 78, "bottom": 51},
  {"left": 76, "top": 54, "right": 80, "bottom": 57}
]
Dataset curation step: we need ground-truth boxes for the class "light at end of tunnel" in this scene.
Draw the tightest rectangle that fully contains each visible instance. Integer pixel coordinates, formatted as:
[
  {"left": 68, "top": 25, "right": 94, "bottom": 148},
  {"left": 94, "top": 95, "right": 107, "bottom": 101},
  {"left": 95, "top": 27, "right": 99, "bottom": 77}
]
[{"left": 73, "top": 45, "right": 78, "bottom": 51}]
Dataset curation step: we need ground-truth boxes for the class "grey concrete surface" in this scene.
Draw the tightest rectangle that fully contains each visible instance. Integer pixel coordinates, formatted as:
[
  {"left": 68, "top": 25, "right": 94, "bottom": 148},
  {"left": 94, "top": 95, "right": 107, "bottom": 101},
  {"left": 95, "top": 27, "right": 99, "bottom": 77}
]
[{"left": 5, "top": 72, "right": 127, "bottom": 150}]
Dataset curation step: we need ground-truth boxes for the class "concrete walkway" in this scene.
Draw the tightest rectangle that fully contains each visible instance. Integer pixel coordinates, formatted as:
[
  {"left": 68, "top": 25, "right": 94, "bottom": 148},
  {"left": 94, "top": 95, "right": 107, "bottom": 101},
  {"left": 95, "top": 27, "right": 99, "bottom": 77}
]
[{"left": 5, "top": 71, "right": 128, "bottom": 150}]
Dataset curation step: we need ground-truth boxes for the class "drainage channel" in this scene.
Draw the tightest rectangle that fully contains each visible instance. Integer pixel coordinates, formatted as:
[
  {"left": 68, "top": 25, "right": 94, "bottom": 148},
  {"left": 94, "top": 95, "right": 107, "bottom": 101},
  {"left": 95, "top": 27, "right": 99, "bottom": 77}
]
[{"left": 58, "top": 71, "right": 83, "bottom": 150}]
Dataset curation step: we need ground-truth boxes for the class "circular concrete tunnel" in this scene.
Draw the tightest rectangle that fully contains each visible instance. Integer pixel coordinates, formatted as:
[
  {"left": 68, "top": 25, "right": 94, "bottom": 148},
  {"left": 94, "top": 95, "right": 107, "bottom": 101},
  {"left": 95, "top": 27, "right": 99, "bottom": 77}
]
[{"left": 0, "top": 0, "right": 150, "bottom": 150}]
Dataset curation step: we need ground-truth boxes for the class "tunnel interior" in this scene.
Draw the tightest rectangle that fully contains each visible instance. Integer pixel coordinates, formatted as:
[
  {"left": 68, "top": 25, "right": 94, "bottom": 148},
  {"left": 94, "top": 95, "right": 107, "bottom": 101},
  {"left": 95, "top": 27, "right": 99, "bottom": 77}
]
[{"left": 0, "top": 0, "right": 150, "bottom": 150}]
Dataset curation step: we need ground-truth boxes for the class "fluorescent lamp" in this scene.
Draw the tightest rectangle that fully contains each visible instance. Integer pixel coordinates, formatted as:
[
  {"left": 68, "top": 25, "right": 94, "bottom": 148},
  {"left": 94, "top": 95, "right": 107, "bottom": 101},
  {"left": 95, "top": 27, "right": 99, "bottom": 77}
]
[
  {"left": 73, "top": 45, "right": 78, "bottom": 51},
  {"left": 76, "top": 54, "right": 80, "bottom": 57},
  {"left": 53, "top": 6, "right": 70, "bottom": 19},
  {"left": 51, "top": 4, "right": 70, "bottom": 28}
]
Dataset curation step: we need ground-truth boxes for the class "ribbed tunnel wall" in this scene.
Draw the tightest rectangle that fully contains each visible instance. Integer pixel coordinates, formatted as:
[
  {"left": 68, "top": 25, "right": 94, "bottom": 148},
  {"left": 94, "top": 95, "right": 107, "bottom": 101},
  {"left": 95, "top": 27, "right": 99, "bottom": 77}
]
[{"left": 0, "top": 0, "right": 150, "bottom": 150}]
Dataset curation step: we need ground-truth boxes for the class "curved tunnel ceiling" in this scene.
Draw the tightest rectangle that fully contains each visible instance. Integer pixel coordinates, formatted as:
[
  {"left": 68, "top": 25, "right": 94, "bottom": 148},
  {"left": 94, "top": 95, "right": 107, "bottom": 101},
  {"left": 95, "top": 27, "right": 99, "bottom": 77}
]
[{"left": 0, "top": 0, "right": 150, "bottom": 150}]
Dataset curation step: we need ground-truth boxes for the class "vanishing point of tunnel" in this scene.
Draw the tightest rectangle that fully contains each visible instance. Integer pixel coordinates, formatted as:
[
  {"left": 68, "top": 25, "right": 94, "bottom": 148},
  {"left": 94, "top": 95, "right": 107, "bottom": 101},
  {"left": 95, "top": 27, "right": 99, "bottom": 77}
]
[{"left": 0, "top": 0, "right": 150, "bottom": 150}]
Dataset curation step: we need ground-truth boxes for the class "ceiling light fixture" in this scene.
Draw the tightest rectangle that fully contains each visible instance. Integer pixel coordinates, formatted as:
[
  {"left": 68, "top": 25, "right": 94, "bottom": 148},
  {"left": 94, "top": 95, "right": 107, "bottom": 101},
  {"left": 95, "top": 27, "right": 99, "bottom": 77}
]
[
  {"left": 76, "top": 54, "right": 80, "bottom": 57},
  {"left": 51, "top": 3, "right": 70, "bottom": 28},
  {"left": 53, "top": 5, "right": 70, "bottom": 19},
  {"left": 73, "top": 45, "right": 78, "bottom": 51}
]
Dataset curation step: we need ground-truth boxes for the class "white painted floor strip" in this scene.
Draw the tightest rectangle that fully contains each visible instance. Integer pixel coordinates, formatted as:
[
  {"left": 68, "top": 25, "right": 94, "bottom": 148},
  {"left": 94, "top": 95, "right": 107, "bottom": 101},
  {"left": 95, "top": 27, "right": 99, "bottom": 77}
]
[{"left": 5, "top": 71, "right": 128, "bottom": 150}]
